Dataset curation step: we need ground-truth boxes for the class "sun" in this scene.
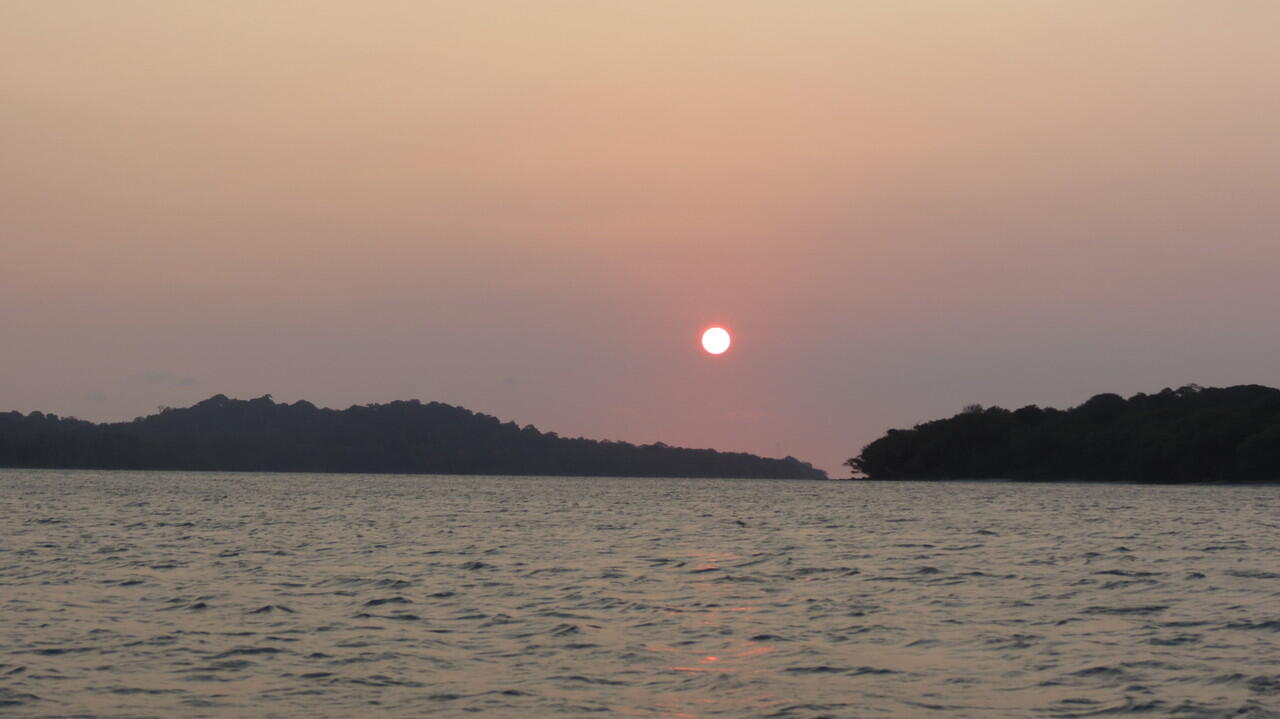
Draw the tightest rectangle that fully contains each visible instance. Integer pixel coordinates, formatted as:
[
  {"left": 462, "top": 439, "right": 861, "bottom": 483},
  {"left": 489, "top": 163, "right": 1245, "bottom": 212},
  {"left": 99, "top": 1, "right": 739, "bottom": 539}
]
[{"left": 701, "top": 327, "right": 731, "bottom": 355}]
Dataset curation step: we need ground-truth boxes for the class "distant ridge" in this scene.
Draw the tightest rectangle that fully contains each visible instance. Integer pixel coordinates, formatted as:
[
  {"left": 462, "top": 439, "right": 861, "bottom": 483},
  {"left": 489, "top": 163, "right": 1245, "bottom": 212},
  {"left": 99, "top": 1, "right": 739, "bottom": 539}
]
[
  {"left": 848, "top": 384, "right": 1280, "bottom": 483},
  {"left": 0, "top": 394, "right": 827, "bottom": 479}
]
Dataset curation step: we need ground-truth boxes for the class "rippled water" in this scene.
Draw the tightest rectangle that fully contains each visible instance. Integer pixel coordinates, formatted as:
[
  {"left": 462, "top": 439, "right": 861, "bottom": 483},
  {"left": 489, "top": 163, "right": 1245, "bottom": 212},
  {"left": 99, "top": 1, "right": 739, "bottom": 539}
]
[{"left": 2, "top": 470, "right": 1278, "bottom": 718}]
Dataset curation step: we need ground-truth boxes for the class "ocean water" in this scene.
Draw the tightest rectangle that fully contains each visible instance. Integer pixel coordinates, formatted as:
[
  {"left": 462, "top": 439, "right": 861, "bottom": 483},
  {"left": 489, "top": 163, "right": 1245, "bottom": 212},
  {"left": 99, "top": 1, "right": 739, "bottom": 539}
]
[{"left": 1, "top": 470, "right": 1278, "bottom": 718}]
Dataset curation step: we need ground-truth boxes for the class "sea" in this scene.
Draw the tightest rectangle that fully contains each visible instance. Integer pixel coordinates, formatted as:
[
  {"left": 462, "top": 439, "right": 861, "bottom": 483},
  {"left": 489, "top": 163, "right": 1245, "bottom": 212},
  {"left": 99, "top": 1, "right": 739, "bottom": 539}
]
[{"left": 1, "top": 469, "right": 1278, "bottom": 718}]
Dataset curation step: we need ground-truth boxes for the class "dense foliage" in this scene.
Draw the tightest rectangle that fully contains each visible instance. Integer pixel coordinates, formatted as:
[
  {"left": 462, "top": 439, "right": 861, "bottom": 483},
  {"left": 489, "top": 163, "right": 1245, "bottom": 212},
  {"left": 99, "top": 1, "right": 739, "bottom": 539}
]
[
  {"left": 0, "top": 395, "right": 826, "bottom": 479},
  {"left": 847, "top": 384, "right": 1280, "bottom": 482}
]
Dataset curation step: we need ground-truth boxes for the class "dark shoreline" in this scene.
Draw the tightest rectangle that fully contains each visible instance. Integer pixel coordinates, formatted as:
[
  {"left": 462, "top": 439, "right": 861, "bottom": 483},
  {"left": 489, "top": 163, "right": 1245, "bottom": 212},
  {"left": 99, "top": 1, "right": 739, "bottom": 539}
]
[
  {"left": 847, "top": 384, "right": 1280, "bottom": 484},
  {"left": 0, "top": 394, "right": 828, "bottom": 480},
  {"left": 0, "top": 466, "right": 836, "bottom": 482},
  {"left": 837, "top": 477, "right": 1280, "bottom": 485}
]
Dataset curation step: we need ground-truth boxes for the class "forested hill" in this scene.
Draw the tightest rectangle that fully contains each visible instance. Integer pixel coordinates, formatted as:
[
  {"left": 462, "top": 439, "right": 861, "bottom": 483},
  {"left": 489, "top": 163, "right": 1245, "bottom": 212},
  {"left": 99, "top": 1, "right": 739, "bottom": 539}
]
[
  {"left": 0, "top": 395, "right": 827, "bottom": 479},
  {"left": 848, "top": 384, "right": 1280, "bottom": 483}
]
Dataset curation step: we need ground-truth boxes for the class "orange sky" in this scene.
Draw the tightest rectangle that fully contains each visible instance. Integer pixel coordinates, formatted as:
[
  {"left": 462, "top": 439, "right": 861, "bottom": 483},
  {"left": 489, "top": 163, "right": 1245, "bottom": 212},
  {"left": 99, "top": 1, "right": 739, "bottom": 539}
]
[{"left": 4, "top": 2, "right": 1280, "bottom": 473}]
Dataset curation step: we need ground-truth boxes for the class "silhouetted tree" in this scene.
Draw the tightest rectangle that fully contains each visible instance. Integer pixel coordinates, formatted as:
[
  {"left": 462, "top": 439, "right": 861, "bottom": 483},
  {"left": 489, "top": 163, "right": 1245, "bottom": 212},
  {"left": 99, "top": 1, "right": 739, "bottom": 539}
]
[
  {"left": 847, "top": 385, "right": 1280, "bottom": 483},
  {"left": 0, "top": 395, "right": 827, "bottom": 480}
]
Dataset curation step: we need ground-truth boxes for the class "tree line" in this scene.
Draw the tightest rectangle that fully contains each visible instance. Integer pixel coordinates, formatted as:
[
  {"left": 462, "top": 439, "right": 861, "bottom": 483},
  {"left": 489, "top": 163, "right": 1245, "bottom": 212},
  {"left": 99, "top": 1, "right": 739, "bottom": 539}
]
[
  {"left": 847, "top": 384, "right": 1280, "bottom": 482},
  {"left": 0, "top": 394, "right": 827, "bottom": 480}
]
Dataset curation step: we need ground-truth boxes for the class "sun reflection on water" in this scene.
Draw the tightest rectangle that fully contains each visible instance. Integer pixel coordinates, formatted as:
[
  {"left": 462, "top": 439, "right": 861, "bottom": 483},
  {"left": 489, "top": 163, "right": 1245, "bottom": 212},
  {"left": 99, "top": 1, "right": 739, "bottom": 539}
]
[{"left": 634, "top": 550, "right": 787, "bottom": 717}]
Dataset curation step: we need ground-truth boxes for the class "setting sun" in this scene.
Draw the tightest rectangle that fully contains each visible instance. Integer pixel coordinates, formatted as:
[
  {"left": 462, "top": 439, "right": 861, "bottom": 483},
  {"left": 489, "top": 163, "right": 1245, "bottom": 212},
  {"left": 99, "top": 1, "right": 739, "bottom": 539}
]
[{"left": 701, "top": 327, "right": 731, "bottom": 355}]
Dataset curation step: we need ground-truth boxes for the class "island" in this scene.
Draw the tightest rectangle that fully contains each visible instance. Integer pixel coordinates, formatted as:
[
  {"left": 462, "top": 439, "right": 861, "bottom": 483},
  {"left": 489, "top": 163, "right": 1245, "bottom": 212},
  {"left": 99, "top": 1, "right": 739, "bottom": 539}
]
[
  {"left": 847, "top": 384, "right": 1280, "bottom": 482},
  {"left": 0, "top": 394, "right": 827, "bottom": 480}
]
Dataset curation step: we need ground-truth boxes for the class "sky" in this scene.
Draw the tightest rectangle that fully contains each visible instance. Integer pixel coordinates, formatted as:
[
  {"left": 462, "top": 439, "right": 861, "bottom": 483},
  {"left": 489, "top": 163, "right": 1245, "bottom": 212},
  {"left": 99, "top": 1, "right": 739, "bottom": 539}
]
[{"left": 3, "top": 1, "right": 1279, "bottom": 475}]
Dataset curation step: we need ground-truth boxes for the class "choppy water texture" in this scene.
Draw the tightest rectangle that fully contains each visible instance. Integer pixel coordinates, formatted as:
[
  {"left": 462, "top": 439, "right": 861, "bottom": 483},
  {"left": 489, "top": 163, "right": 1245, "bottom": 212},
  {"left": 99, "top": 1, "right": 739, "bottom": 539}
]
[{"left": 2, "top": 471, "right": 1278, "bottom": 718}]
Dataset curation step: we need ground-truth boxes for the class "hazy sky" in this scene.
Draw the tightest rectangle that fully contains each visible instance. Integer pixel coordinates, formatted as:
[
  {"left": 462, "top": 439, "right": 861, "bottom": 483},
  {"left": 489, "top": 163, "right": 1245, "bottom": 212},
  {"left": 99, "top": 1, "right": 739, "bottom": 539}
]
[{"left": 4, "top": 2, "right": 1279, "bottom": 474}]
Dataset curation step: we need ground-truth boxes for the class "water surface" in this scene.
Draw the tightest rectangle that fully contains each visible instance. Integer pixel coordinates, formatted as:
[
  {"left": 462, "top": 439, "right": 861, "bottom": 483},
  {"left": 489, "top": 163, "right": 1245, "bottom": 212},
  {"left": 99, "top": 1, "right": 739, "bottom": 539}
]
[{"left": 2, "top": 470, "right": 1278, "bottom": 717}]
